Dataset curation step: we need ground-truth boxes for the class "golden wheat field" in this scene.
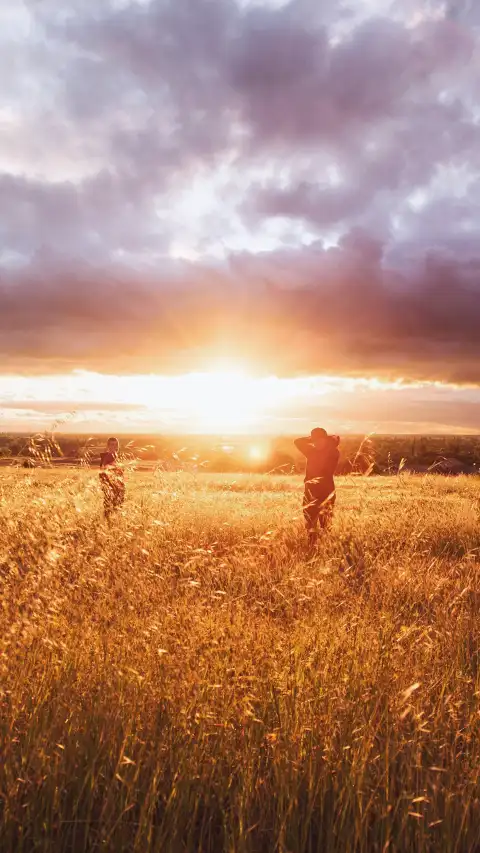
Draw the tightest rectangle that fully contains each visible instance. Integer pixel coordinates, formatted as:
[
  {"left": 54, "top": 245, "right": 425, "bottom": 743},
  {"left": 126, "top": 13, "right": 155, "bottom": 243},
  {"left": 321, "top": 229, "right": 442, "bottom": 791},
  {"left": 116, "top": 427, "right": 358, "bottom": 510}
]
[{"left": 1, "top": 468, "right": 480, "bottom": 852}]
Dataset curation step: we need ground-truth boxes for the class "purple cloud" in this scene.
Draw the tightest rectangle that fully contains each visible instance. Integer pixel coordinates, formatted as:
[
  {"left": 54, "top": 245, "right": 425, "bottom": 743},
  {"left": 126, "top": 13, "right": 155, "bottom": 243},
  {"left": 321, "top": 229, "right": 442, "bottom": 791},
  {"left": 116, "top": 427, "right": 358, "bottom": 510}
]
[{"left": 0, "top": 0, "right": 479, "bottom": 384}]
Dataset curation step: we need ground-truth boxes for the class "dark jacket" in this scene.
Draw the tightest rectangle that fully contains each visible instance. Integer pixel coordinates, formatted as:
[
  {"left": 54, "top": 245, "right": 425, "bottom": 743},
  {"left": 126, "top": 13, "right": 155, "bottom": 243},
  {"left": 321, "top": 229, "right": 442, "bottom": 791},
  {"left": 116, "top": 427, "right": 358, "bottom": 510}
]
[{"left": 294, "top": 437, "right": 339, "bottom": 496}]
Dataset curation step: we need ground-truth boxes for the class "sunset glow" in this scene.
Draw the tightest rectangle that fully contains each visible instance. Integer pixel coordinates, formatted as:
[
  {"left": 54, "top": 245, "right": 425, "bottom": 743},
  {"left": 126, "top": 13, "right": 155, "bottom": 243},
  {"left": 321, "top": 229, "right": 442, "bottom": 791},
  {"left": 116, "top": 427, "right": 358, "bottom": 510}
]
[
  {"left": 168, "top": 369, "right": 262, "bottom": 433},
  {"left": 1, "top": 370, "right": 480, "bottom": 435},
  {"left": 1, "top": 0, "right": 480, "bottom": 435}
]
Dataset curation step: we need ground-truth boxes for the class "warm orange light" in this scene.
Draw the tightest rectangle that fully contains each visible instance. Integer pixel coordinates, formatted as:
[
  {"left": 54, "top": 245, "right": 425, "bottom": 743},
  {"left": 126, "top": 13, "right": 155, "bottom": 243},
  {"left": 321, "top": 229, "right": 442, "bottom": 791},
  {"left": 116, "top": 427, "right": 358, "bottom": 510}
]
[
  {"left": 248, "top": 445, "right": 266, "bottom": 461},
  {"left": 179, "top": 368, "right": 260, "bottom": 432}
]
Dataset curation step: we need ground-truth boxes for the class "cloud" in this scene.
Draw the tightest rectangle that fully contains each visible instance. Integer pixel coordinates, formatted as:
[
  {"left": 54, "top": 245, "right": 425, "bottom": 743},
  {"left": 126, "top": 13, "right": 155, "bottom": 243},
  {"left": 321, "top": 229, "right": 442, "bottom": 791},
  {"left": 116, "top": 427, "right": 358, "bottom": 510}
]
[
  {"left": 230, "top": 11, "right": 471, "bottom": 153},
  {"left": 1, "top": 231, "right": 480, "bottom": 383},
  {"left": 1, "top": 0, "right": 480, "bottom": 384},
  {"left": 0, "top": 171, "right": 172, "bottom": 264},
  {"left": 0, "top": 401, "right": 145, "bottom": 412},
  {"left": 248, "top": 95, "right": 480, "bottom": 234}
]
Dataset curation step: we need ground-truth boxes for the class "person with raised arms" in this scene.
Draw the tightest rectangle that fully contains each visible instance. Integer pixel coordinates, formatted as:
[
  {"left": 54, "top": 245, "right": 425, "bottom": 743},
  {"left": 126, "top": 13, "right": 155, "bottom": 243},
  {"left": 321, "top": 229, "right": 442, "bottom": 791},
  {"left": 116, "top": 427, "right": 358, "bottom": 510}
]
[{"left": 294, "top": 428, "right": 340, "bottom": 551}]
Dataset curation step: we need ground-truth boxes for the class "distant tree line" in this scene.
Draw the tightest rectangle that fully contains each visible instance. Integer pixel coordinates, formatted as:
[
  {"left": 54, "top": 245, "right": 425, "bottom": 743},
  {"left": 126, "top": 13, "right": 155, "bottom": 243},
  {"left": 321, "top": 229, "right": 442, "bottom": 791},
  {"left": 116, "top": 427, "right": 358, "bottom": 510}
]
[{"left": 1, "top": 432, "right": 479, "bottom": 474}]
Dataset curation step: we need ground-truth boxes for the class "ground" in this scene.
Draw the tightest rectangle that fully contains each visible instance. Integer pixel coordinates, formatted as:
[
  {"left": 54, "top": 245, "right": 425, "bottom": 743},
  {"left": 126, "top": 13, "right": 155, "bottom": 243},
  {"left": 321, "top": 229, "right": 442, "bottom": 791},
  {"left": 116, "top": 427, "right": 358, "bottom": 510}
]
[{"left": 1, "top": 469, "right": 480, "bottom": 852}]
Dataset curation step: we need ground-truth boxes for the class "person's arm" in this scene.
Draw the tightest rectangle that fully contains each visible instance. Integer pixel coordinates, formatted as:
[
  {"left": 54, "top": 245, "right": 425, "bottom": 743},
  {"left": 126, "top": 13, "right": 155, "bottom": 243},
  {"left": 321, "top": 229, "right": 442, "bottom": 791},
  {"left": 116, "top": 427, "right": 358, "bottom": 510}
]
[
  {"left": 100, "top": 452, "right": 111, "bottom": 469},
  {"left": 294, "top": 437, "right": 313, "bottom": 457}
]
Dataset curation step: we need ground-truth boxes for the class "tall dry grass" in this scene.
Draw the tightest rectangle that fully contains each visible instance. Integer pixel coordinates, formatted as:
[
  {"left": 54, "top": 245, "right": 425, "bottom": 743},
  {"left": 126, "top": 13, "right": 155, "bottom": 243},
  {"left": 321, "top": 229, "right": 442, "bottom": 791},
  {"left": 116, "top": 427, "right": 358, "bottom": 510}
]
[{"left": 1, "top": 469, "right": 480, "bottom": 852}]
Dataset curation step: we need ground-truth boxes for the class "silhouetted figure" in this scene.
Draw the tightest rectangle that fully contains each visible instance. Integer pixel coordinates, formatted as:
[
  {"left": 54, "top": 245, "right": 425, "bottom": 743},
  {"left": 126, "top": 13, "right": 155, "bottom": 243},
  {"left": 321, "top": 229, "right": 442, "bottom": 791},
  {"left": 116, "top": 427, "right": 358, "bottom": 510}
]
[
  {"left": 99, "top": 437, "right": 125, "bottom": 521},
  {"left": 294, "top": 428, "right": 340, "bottom": 552}
]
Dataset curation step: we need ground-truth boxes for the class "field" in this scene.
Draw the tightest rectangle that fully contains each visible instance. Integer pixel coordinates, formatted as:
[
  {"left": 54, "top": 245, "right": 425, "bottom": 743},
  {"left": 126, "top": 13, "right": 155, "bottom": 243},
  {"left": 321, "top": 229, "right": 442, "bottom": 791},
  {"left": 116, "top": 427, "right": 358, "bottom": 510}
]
[{"left": 1, "top": 468, "right": 480, "bottom": 852}]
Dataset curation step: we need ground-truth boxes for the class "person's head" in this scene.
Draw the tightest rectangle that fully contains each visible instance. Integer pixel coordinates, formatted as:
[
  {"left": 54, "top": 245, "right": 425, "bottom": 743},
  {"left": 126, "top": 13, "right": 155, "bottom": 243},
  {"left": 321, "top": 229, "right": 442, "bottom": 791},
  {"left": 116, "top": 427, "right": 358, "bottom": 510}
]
[
  {"left": 311, "top": 427, "right": 328, "bottom": 448},
  {"left": 106, "top": 437, "right": 119, "bottom": 453}
]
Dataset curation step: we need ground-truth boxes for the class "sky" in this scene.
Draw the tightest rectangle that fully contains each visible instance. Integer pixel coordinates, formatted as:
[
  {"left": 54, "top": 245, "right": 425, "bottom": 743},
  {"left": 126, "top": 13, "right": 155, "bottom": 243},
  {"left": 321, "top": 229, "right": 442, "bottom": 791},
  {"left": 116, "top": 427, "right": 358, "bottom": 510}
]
[{"left": 1, "top": 0, "right": 480, "bottom": 435}]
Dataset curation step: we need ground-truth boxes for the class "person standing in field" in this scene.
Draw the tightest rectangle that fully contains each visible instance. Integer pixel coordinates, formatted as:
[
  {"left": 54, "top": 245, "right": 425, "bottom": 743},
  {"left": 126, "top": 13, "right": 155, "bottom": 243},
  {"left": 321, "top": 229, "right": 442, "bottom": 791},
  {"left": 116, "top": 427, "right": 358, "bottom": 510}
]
[
  {"left": 294, "top": 428, "right": 340, "bottom": 551},
  {"left": 99, "top": 437, "right": 125, "bottom": 521}
]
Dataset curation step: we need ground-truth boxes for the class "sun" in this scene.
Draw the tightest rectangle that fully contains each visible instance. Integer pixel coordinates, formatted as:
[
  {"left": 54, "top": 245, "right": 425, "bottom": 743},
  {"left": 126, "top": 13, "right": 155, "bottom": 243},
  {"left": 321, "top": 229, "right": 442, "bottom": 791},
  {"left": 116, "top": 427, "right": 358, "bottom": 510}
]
[
  {"left": 179, "top": 368, "right": 263, "bottom": 433},
  {"left": 99, "top": 362, "right": 323, "bottom": 434},
  {"left": 248, "top": 444, "right": 267, "bottom": 461}
]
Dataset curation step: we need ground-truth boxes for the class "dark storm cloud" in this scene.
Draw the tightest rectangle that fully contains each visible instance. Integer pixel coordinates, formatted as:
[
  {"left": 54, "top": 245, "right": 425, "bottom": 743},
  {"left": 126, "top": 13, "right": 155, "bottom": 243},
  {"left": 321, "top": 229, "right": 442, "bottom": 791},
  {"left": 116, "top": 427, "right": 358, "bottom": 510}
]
[
  {"left": 2, "top": 232, "right": 480, "bottom": 383},
  {"left": 1, "top": 0, "right": 480, "bottom": 382}
]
